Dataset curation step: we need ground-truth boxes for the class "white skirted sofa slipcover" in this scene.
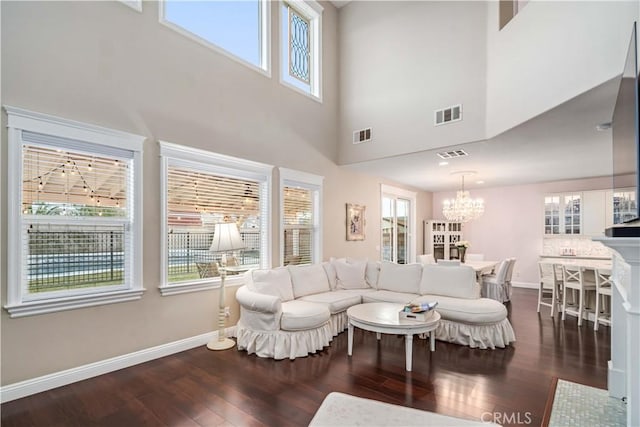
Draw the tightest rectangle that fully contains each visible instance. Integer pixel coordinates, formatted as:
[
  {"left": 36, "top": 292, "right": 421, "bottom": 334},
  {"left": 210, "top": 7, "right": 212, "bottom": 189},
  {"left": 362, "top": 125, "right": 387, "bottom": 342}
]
[{"left": 234, "top": 258, "right": 516, "bottom": 360}]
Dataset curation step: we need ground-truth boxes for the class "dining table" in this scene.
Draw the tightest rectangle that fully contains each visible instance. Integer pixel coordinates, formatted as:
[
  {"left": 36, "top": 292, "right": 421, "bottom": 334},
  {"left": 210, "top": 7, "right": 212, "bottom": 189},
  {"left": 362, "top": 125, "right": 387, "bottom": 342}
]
[{"left": 463, "top": 260, "right": 499, "bottom": 280}]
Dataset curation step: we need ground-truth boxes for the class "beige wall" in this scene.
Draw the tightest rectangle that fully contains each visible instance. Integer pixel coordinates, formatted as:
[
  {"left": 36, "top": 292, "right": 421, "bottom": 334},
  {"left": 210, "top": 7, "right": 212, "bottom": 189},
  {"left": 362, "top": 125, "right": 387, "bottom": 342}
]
[
  {"left": 0, "top": 1, "right": 431, "bottom": 385},
  {"left": 338, "top": 1, "right": 488, "bottom": 164},
  {"left": 432, "top": 175, "right": 635, "bottom": 286},
  {"left": 486, "top": 0, "right": 637, "bottom": 138}
]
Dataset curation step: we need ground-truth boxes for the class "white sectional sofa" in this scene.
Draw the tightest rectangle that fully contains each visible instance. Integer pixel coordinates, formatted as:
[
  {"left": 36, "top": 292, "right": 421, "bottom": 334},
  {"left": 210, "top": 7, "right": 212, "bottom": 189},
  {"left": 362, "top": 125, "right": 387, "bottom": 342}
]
[{"left": 234, "top": 258, "right": 516, "bottom": 360}]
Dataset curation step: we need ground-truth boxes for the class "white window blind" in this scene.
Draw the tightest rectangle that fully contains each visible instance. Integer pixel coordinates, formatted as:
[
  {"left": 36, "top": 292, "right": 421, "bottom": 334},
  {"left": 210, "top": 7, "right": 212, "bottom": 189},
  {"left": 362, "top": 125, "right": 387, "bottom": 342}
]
[
  {"left": 166, "top": 165, "right": 264, "bottom": 284},
  {"left": 283, "top": 185, "right": 314, "bottom": 265},
  {"left": 21, "top": 134, "right": 134, "bottom": 298},
  {"left": 159, "top": 141, "right": 272, "bottom": 294},
  {"left": 280, "top": 168, "right": 322, "bottom": 266}
]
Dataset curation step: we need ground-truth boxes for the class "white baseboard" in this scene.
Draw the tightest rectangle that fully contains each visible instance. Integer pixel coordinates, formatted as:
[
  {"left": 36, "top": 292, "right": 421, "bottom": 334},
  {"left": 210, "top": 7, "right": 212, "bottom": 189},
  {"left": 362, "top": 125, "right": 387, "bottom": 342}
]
[
  {"left": 0, "top": 326, "right": 236, "bottom": 403},
  {"left": 512, "top": 281, "right": 538, "bottom": 289}
]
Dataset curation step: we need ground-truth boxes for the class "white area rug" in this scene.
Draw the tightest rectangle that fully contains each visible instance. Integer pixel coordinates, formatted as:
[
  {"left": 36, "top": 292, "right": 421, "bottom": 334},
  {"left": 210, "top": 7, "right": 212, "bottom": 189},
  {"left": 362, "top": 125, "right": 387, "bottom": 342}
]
[
  {"left": 547, "top": 379, "right": 626, "bottom": 427},
  {"left": 309, "top": 392, "right": 498, "bottom": 427}
]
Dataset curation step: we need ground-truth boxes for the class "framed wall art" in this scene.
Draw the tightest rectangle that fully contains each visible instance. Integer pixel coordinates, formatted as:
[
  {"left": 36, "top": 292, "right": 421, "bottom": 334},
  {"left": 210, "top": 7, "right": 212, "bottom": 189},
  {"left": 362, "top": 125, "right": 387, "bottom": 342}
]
[{"left": 346, "top": 203, "right": 365, "bottom": 241}]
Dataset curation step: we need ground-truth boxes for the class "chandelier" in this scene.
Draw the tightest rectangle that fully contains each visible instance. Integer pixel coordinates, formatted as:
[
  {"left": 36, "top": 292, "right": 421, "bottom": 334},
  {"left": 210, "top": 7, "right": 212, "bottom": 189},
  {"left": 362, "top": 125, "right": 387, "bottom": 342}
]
[{"left": 442, "top": 174, "right": 484, "bottom": 223}]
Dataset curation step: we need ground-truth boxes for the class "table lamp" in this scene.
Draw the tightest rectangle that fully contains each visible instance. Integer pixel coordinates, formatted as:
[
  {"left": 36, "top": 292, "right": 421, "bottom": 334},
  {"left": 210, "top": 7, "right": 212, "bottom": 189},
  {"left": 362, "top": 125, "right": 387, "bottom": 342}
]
[{"left": 207, "top": 222, "right": 245, "bottom": 350}]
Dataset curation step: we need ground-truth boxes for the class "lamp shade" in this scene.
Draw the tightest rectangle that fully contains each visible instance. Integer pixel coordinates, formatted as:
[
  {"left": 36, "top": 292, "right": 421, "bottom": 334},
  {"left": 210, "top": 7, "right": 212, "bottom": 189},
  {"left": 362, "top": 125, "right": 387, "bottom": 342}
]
[{"left": 209, "top": 223, "right": 245, "bottom": 253}]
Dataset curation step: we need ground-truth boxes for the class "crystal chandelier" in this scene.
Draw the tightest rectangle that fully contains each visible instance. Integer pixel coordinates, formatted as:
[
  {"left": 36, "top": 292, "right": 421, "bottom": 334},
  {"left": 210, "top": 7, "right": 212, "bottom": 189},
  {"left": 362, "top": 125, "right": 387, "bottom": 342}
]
[{"left": 442, "top": 175, "right": 484, "bottom": 223}]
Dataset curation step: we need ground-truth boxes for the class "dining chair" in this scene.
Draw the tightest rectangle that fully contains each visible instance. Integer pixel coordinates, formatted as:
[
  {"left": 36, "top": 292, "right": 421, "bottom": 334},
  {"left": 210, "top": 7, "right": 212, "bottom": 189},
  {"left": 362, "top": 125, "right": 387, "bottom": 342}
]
[
  {"left": 465, "top": 253, "right": 485, "bottom": 262},
  {"left": 537, "top": 261, "right": 562, "bottom": 317},
  {"left": 437, "top": 259, "right": 461, "bottom": 266},
  {"left": 562, "top": 265, "right": 596, "bottom": 327},
  {"left": 503, "top": 258, "right": 516, "bottom": 302},
  {"left": 418, "top": 254, "right": 436, "bottom": 265},
  {"left": 594, "top": 268, "right": 613, "bottom": 331},
  {"left": 553, "top": 263, "right": 566, "bottom": 314},
  {"left": 481, "top": 259, "right": 510, "bottom": 302}
]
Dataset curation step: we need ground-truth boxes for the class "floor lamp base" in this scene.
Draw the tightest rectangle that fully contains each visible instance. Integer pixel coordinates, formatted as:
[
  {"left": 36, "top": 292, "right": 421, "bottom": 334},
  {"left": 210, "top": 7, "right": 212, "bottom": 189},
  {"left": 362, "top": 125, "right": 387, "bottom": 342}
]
[{"left": 207, "top": 337, "right": 236, "bottom": 351}]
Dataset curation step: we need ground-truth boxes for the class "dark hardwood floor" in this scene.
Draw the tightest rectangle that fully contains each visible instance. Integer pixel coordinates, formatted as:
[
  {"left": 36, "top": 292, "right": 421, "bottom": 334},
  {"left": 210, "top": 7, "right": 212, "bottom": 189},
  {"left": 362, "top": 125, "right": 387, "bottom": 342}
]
[{"left": 1, "top": 288, "right": 610, "bottom": 427}]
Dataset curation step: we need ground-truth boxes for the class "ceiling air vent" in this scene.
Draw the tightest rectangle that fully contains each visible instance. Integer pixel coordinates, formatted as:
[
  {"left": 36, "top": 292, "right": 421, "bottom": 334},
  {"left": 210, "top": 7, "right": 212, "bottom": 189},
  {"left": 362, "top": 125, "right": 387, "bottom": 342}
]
[
  {"left": 353, "top": 128, "right": 372, "bottom": 144},
  {"left": 437, "top": 149, "right": 468, "bottom": 160},
  {"left": 434, "top": 104, "right": 462, "bottom": 126}
]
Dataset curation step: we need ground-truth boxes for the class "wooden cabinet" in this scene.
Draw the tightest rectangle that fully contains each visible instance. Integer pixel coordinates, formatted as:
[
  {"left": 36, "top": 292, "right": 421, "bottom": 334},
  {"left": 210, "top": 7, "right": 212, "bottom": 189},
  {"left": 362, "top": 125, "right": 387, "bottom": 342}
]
[
  {"left": 578, "top": 189, "right": 636, "bottom": 236},
  {"left": 423, "top": 220, "right": 462, "bottom": 260},
  {"left": 611, "top": 189, "right": 637, "bottom": 224},
  {"left": 544, "top": 193, "right": 581, "bottom": 235},
  {"left": 583, "top": 190, "right": 607, "bottom": 236}
]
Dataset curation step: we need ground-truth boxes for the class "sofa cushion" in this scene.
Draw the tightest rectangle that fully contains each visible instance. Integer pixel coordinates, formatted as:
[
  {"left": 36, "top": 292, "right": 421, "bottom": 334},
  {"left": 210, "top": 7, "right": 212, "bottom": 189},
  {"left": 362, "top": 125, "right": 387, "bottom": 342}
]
[
  {"left": 332, "top": 258, "right": 369, "bottom": 289},
  {"left": 361, "top": 290, "right": 419, "bottom": 304},
  {"left": 377, "top": 262, "right": 422, "bottom": 294},
  {"left": 299, "top": 291, "right": 363, "bottom": 314},
  {"left": 248, "top": 267, "right": 294, "bottom": 302},
  {"left": 420, "top": 264, "right": 479, "bottom": 299},
  {"left": 280, "top": 300, "right": 330, "bottom": 331},
  {"left": 289, "top": 264, "right": 331, "bottom": 298},
  {"left": 412, "top": 294, "right": 507, "bottom": 324}
]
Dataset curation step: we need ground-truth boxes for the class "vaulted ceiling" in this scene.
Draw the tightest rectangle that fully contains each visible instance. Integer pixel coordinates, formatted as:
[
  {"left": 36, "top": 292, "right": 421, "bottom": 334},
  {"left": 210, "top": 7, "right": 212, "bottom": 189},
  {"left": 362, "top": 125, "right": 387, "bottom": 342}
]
[{"left": 344, "top": 76, "right": 620, "bottom": 192}]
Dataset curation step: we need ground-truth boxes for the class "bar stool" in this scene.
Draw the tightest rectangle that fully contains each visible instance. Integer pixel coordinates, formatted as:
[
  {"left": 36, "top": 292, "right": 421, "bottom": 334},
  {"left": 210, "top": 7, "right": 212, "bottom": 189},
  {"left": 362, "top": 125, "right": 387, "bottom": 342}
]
[
  {"left": 562, "top": 265, "right": 596, "bottom": 327},
  {"left": 553, "top": 263, "right": 565, "bottom": 314},
  {"left": 537, "top": 261, "right": 562, "bottom": 317},
  {"left": 594, "top": 268, "right": 613, "bottom": 331}
]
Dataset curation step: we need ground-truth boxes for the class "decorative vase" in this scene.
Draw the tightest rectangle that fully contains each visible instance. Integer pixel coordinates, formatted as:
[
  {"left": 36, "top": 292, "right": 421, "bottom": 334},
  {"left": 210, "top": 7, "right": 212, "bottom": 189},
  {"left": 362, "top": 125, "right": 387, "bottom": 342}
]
[{"left": 459, "top": 247, "right": 466, "bottom": 263}]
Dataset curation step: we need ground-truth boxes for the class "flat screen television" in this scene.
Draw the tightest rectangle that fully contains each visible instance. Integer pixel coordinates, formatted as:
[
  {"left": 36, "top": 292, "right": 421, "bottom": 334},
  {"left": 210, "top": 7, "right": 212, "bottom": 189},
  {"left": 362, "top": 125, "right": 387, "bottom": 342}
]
[{"left": 609, "top": 21, "right": 640, "bottom": 235}]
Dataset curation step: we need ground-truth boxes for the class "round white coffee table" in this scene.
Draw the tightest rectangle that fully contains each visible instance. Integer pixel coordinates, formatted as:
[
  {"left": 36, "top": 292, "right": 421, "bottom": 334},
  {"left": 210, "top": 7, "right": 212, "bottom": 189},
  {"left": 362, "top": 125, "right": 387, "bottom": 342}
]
[{"left": 347, "top": 302, "right": 441, "bottom": 372}]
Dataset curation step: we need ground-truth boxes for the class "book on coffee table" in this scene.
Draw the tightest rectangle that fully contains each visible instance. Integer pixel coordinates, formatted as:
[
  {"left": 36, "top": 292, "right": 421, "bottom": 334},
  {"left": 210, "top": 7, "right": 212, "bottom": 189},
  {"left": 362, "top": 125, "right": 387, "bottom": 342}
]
[{"left": 399, "top": 302, "right": 438, "bottom": 321}]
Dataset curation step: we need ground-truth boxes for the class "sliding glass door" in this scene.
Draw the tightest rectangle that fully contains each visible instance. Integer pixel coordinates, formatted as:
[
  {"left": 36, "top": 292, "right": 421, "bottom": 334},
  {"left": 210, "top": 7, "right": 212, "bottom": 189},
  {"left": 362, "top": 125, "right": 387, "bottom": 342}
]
[{"left": 381, "top": 186, "right": 415, "bottom": 264}]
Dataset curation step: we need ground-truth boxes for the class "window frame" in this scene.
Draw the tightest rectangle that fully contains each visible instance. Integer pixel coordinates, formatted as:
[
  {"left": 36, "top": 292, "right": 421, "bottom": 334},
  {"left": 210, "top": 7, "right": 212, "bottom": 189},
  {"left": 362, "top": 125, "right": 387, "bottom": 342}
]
[
  {"left": 159, "top": 141, "right": 273, "bottom": 296},
  {"left": 159, "top": 0, "right": 271, "bottom": 77},
  {"left": 380, "top": 184, "right": 417, "bottom": 264},
  {"left": 279, "top": 168, "right": 323, "bottom": 266},
  {"left": 119, "top": 0, "right": 142, "bottom": 12},
  {"left": 279, "top": 0, "right": 323, "bottom": 101},
  {"left": 4, "top": 106, "right": 145, "bottom": 318}
]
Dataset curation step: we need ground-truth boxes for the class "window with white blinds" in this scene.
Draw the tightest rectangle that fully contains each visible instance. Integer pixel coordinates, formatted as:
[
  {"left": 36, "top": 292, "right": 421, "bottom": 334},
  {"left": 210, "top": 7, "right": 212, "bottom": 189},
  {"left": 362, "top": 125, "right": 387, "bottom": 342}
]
[
  {"left": 160, "top": 142, "right": 272, "bottom": 295},
  {"left": 280, "top": 168, "right": 322, "bottom": 266},
  {"left": 5, "top": 106, "right": 144, "bottom": 317}
]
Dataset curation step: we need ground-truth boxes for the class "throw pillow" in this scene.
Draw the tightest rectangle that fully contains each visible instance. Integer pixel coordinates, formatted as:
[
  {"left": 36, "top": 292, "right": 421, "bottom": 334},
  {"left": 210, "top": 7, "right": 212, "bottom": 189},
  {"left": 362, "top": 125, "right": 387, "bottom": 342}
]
[
  {"left": 377, "top": 262, "right": 422, "bottom": 294},
  {"left": 288, "top": 264, "right": 331, "bottom": 298},
  {"left": 420, "top": 264, "right": 478, "bottom": 299},
  {"left": 332, "top": 258, "right": 368, "bottom": 289},
  {"left": 249, "top": 267, "right": 294, "bottom": 302}
]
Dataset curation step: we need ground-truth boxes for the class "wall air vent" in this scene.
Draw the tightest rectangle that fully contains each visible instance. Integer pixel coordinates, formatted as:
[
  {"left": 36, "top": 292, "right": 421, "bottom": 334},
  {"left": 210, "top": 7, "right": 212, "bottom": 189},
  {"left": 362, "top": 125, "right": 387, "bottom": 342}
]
[
  {"left": 436, "top": 149, "right": 468, "bottom": 160},
  {"left": 353, "top": 128, "right": 372, "bottom": 144},
  {"left": 434, "top": 104, "right": 462, "bottom": 126}
]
